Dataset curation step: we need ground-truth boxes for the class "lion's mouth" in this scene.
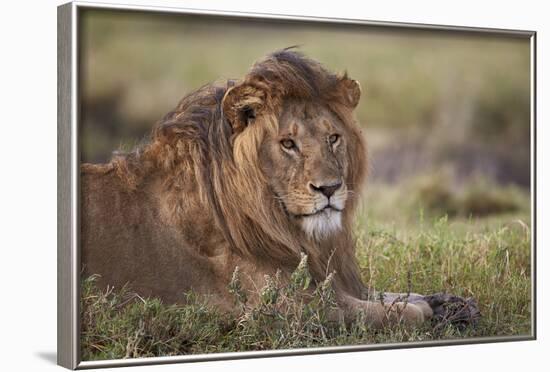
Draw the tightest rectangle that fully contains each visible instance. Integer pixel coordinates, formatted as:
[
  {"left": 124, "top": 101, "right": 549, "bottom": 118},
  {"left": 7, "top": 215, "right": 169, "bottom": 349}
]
[{"left": 296, "top": 205, "right": 343, "bottom": 218}]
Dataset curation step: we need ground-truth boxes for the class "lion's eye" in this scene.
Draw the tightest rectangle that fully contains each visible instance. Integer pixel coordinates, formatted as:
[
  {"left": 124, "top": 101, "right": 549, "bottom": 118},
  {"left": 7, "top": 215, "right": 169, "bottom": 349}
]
[
  {"left": 329, "top": 134, "right": 340, "bottom": 145},
  {"left": 281, "top": 139, "right": 296, "bottom": 150}
]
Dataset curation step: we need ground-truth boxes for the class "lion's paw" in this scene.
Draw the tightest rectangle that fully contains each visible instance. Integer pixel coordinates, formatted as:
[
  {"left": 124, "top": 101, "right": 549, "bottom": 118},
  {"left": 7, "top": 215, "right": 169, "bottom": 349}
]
[{"left": 423, "top": 293, "right": 481, "bottom": 330}]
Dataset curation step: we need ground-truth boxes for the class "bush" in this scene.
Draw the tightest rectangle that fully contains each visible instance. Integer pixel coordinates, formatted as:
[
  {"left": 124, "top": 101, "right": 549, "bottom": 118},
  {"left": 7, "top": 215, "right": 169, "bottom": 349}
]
[{"left": 412, "top": 172, "right": 526, "bottom": 218}]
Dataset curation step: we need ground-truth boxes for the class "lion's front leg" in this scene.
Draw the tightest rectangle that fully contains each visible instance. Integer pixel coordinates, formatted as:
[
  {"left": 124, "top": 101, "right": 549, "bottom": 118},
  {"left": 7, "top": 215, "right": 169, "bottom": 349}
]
[
  {"left": 381, "top": 292, "right": 434, "bottom": 321},
  {"left": 340, "top": 294, "right": 429, "bottom": 329}
]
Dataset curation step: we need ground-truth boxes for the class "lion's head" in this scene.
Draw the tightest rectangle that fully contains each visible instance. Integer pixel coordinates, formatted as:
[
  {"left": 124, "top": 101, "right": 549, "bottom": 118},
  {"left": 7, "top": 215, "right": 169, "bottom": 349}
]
[
  {"left": 220, "top": 49, "right": 366, "bottom": 241},
  {"left": 116, "top": 49, "right": 367, "bottom": 292}
]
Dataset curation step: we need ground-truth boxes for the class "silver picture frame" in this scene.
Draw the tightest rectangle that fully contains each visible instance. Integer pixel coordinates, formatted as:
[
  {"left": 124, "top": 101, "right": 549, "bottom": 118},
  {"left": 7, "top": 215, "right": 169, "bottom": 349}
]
[{"left": 57, "top": 1, "right": 537, "bottom": 369}]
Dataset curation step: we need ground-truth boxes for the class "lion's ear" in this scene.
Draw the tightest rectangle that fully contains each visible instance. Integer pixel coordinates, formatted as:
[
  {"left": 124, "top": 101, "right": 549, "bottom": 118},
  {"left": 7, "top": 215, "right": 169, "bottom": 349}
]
[
  {"left": 337, "top": 77, "right": 361, "bottom": 109},
  {"left": 222, "top": 83, "right": 266, "bottom": 134}
]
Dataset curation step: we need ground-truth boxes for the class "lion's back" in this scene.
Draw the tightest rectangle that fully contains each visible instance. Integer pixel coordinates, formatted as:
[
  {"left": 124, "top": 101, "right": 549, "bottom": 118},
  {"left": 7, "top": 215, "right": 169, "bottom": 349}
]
[
  {"left": 81, "top": 163, "right": 145, "bottom": 229},
  {"left": 80, "top": 163, "right": 161, "bottom": 294},
  {"left": 80, "top": 163, "right": 228, "bottom": 304}
]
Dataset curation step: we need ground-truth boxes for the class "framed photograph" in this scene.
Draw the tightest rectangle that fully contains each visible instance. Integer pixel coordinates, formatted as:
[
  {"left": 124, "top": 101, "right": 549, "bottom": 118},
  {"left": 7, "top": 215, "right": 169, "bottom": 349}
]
[{"left": 57, "top": 1, "right": 536, "bottom": 369}]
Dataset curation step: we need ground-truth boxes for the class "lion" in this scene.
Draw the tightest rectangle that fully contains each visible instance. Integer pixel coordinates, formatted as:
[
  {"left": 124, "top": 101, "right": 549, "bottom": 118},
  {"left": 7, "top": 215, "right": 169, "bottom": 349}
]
[{"left": 81, "top": 49, "right": 479, "bottom": 329}]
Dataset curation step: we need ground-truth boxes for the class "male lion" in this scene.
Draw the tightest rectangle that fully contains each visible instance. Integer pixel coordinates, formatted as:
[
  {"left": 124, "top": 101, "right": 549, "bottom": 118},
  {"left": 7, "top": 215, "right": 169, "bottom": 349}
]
[{"left": 82, "top": 49, "right": 478, "bottom": 329}]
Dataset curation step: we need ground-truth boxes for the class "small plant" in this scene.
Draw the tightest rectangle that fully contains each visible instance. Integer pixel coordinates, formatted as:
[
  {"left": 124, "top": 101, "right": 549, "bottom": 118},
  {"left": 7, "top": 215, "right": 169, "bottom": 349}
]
[
  {"left": 228, "top": 266, "right": 248, "bottom": 308},
  {"left": 288, "top": 253, "right": 313, "bottom": 294}
]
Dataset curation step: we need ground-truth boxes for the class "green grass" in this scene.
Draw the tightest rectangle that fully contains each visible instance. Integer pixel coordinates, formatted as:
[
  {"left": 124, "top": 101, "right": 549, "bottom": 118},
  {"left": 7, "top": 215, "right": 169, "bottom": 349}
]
[{"left": 81, "top": 182, "right": 532, "bottom": 360}]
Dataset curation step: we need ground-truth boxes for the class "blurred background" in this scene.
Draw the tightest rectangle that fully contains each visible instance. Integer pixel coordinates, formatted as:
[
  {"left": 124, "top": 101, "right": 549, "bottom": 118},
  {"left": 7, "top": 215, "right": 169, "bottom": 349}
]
[{"left": 79, "top": 8, "right": 531, "bottom": 225}]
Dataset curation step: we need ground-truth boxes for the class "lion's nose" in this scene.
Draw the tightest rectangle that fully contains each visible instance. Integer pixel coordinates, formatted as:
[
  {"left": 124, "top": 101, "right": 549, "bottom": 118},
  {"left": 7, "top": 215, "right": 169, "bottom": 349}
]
[{"left": 309, "top": 181, "right": 343, "bottom": 198}]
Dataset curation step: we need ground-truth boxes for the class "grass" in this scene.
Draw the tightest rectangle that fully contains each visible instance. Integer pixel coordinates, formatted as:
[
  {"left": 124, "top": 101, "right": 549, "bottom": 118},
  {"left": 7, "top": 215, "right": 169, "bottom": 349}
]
[{"left": 81, "top": 181, "right": 532, "bottom": 361}]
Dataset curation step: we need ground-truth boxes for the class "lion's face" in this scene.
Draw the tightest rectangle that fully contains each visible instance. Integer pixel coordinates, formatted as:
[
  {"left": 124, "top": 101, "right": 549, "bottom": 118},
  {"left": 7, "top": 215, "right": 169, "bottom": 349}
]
[{"left": 260, "top": 100, "right": 350, "bottom": 239}]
